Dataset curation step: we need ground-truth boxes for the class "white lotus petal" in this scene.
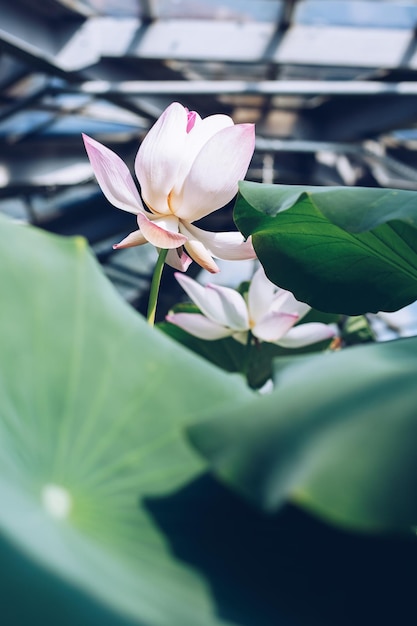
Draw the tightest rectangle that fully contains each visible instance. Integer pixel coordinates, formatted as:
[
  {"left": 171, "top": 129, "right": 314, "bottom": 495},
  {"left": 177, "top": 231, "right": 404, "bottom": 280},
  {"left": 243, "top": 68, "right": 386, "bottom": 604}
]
[
  {"left": 166, "top": 313, "right": 232, "bottom": 340},
  {"left": 252, "top": 311, "right": 299, "bottom": 342},
  {"left": 82, "top": 134, "right": 143, "bottom": 214},
  {"left": 178, "top": 225, "right": 220, "bottom": 272},
  {"left": 276, "top": 323, "right": 336, "bottom": 348},
  {"left": 137, "top": 213, "right": 186, "bottom": 249},
  {"left": 170, "top": 114, "right": 234, "bottom": 209},
  {"left": 174, "top": 273, "right": 247, "bottom": 329},
  {"left": 207, "top": 284, "right": 249, "bottom": 330},
  {"left": 173, "top": 123, "right": 255, "bottom": 221},
  {"left": 135, "top": 102, "right": 187, "bottom": 215},
  {"left": 113, "top": 228, "right": 147, "bottom": 250},
  {"left": 270, "top": 289, "right": 311, "bottom": 320},
  {"left": 181, "top": 223, "right": 257, "bottom": 262},
  {"left": 248, "top": 267, "right": 278, "bottom": 325}
]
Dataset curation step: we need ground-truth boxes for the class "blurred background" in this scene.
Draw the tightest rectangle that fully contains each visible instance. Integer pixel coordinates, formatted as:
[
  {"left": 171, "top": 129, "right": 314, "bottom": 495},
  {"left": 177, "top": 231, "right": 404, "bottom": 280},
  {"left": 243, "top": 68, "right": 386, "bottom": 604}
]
[{"left": 2, "top": 0, "right": 417, "bottom": 314}]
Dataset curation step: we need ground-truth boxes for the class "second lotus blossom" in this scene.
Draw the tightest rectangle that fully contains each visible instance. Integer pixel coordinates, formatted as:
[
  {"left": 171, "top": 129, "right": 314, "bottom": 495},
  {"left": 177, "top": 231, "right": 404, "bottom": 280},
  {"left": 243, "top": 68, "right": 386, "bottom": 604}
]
[
  {"left": 83, "top": 102, "right": 256, "bottom": 272},
  {"left": 167, "top": 267, "right": 337, "bottom": 348}
]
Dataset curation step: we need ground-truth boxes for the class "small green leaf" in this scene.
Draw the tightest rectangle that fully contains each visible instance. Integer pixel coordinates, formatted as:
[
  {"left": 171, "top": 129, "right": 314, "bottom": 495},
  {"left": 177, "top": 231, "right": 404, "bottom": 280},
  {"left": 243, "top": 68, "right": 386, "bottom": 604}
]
[{"left": 235, "top": 182, "right": 417, "bottom": 314}]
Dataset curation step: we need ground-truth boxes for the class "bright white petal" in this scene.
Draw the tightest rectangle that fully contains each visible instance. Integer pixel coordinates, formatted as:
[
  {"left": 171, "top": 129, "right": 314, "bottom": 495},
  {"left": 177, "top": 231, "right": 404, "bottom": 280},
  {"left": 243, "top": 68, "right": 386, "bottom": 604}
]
[
  {"left": 207, "top": 284, "right": 249, "bottom": 330},
  {"left": 170, "top": 114, "right": 234, "bottom": 209},
  {"left": 166, "top": 313, "right": 232, "bottom": 340},
  {"left": 252, "top": 311, "right": 299, "bottom": 342},
  {"left": 134, "top": 102, "right": 187, "bottom": 215},
  {"left": 113, "top": 228, "right": 147, "bottom": 250},
  {"left": 248, "top": 267, "right": 278, "bottom": 325},
  {"left": 181, "top": 223, "right": 257, "bottom": 262},
  {"left": 276, "top": 323, "right": 336, "bottom": 348},
  {"left": 82, "top": 134, "right": 143, "bottom": 214},
  {"left": 165, "top": 248, "right": 193, "bottom": 272},
  {"left": 174, "top": 273, "right": 247, "bottom": 329},
  {"left": 270, "top": 290, "right": 311, "bottom": 320},
  {"left": 173, "top": 123, "right": 255, "bottom": 221},
  {"left": 137, "top": 213, "right": 187, "bottom": 249}
]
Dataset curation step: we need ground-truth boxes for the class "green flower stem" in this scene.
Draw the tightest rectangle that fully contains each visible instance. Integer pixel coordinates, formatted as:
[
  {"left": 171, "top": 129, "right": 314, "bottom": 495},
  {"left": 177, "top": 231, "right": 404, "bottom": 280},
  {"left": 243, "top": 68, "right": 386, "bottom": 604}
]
[
  {"left": 147, "top": 248, "right": 168, "bottom": 326},
  {"left": 242, "top": 329, "right": 253, "bottom": 379}
]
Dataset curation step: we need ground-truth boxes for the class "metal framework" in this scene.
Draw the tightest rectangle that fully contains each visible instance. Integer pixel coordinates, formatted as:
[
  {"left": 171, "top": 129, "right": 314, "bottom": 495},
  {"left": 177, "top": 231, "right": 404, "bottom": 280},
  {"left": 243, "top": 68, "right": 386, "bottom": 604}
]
[{"left": 2, "top": 0, "right": 417, "bottom": 309}]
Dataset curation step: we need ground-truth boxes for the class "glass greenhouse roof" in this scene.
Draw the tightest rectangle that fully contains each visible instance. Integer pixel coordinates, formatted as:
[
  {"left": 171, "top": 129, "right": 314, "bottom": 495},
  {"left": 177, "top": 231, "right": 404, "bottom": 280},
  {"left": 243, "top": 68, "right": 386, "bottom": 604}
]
[{"left": 3, "top": 0, "right": 417, "bottom": 304}]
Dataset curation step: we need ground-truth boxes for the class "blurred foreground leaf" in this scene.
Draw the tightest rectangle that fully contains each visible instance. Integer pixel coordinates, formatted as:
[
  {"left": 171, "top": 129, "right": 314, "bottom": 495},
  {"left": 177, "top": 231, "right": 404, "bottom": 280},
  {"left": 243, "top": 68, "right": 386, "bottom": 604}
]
[
  {"left": 0, "top": 216, "right": 253, "bottom": 626},
  {"left": 188, "top": 337, "right": 417, "bottom": 531}
]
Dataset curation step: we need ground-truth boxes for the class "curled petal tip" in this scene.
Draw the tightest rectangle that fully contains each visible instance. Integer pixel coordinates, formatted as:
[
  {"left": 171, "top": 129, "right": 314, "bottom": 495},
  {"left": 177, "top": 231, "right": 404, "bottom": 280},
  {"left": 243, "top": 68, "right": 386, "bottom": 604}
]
[{"left": 137, "top": 213, "right": 187, "bottom": 249}]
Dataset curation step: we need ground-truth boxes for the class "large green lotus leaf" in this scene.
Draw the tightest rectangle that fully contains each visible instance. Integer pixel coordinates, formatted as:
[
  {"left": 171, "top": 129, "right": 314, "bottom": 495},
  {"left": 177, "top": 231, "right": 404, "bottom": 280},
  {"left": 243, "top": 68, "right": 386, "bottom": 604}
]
[
  {"left": 0, "top": 215, "right": 254, "bottom": 626},
  {"left": 187, "top": 336, "right": 417, "bottom": 531},
  {"left": 234, "top": 181, "right": 417, "bottom": 314}
]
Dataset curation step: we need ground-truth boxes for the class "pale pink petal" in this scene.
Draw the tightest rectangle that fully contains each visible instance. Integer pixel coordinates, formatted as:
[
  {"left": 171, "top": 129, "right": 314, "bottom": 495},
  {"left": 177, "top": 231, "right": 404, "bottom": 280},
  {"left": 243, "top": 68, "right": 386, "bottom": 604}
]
[
  {"left": 181, "top": 223, "right": 257, "bottom": 261},
  {"left": 173, "top": 123, "right": 255, "bottom": 221},
  {"left": 252, "top": 311, "right": 299, "bottom": 342},
  {"left": 134, "top": 103, "right": 187, "bottom": 215},
  {"left": 113, "top": 229, "right": 147, "bottom": 250},
  {"left": 136, "top": 213, "right": 187, "bottom": 249},
  {"left": 248, "top": 267, "right": 278, "bottom": 325},
  {"left": 82, "top": 134, "right": 144, "bottom": 214},
  {"left": 184, "top": 243, "right": 219, "bottom": 273},
  {"left": 165, "top": 248, "right": 193, "bottom": 272},
  {"left": 180, "top": 233, "right": 220, "bottom": 273},
  {"left": 275, "top": 323, "right": 336, "bottom": 348},
  {"left": 175, "top": 273, "right": 248, "bottom": 329},
  {"left": 166, "top": 312, "right": 232, "bottom": 340}
]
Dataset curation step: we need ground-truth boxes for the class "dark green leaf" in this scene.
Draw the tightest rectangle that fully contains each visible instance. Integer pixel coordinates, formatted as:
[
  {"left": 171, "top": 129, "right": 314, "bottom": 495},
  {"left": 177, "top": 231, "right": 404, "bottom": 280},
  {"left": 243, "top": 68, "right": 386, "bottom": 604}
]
[{"left": 235, "top": 181, "right": 417, "bottom": 314}]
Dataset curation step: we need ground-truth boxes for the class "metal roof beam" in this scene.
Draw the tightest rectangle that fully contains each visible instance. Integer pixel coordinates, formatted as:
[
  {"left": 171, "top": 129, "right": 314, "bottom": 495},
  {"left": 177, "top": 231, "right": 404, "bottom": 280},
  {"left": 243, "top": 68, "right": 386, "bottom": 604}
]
[{"left": 67, "top": 79, "right": 417, "bottom": 97}]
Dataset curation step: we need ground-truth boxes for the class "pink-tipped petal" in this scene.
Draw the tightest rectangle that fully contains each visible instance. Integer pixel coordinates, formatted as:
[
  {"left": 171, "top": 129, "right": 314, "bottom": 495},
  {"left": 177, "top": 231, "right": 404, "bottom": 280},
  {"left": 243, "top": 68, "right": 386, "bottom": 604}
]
[
  {"left": 113, "top": 229, "right": 147, "bottom": 250},
  {"left": 165, "top": 248, "right": 193, "bottom": 272},
  {"left": 175, "top": 272, "right": 248, "bottom": 330},
  {"left": 135, "top": 103, "right": 187, "bottom": 215},
  {"left": 82, "top": 134, "right": 143, "bottom": 214},
  {"left": 166, "top": 313, "right": 232, "bottom": 340},
  {"left": 185, "top": 244, "right": 219, "bottom": 273},
  {"left": 179, "top": 230, "right": 220, "bottom": 273},
  {"left": 248, "top": 266, "right": 279, "bottom": 325},
  {"left": 136, "top": 213, "right": 187, "bottom": 249},
  {"left": 186, "top": 110, "right": 197, "bottom": 133},
  {"left": 182, "top": 223, "right": 257, "bottom": 261},
  {"left": 252, "top": 311, "right": 299, "bottom": 343},
  {"left": 173, "top": 123, "right": 255, "bottom": 221},
  {"left": 276, "top": 323, "right": 337, "bottom": 348}
]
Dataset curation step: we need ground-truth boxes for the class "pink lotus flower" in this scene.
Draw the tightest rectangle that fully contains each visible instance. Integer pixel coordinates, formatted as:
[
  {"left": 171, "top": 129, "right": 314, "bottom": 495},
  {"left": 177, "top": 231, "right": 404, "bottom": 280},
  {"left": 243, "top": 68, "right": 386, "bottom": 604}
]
[
  {"left": 167, "top": 267, "right": 337, "bottom": 347},
  {"left": 82, "top": 102, "right": 256, "bottom": 272}
]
